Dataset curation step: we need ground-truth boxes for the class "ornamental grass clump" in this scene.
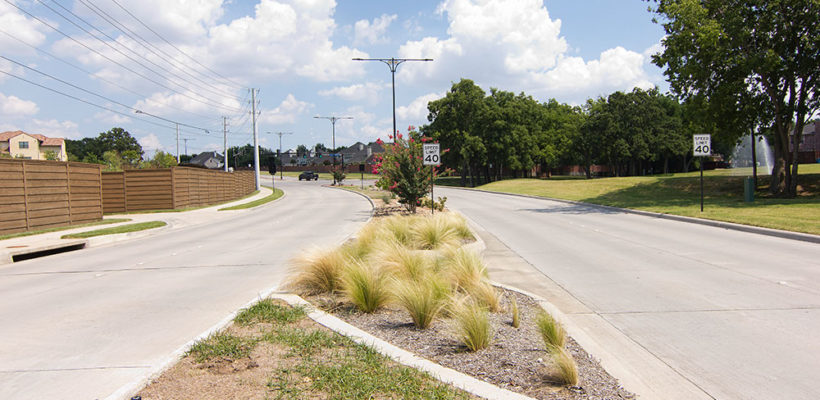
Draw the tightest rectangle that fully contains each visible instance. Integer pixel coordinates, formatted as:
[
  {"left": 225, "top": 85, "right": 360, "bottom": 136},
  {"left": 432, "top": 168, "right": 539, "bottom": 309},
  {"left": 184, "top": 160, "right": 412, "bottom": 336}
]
[
  {"left": 444, "top": 247, "right": 488, "bottom": 290},
  {"left": 549, "top": 346, "right": 579, "bottom": 386},
  {"left": 393, "top": 275, "right": 451, "bottom": 329},
  {"left": 378, "top": 215, "right": 418, "bottom": 247},
  {"left": 536, "top": 311, "right": 566, "bottom": 349},
  {"left": 510, "top": 296, "right": 520, "bottom": 328},
  {"left": 288, "top": 247, "right": 350, "bottom": 294},
  {"left": 449, "top": 296, "right": 493, "bottom": 352},
  {"left": 441, "top": 212, "right": 474, "bottom": 241},
  {"left": 412, "top": 215, "right": 459, "bottom": 250},
  {"left": 467, "top": 280, "right": 502, "bottom": 313},
  {"left": 341, "top": 261, "right": 390, "bottom": 313},
  {"left": 376, "top": 240, "right": 431, "bottom": 282}
]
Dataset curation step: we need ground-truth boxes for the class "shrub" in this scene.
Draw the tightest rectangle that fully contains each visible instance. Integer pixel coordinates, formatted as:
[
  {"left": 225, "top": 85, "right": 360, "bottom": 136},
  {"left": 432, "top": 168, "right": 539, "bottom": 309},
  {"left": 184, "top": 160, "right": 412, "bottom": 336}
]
[
  {"left": 412, "top": 215, "right": 459, "bottom": 250},
  {"left": 420, "top": 196, "right": 447, "bottom": 212},
  {"left": 287, "top": 247, "right": 350, "bottom": 294},
  {"left": 341, "top": 261, "right": 390, "bottom": 313},
  {"left": 393, "top": 276, "right": 450, "bottom": 329},
  {"left": 449, "top": 296, "right": 492, "bottom": 351},
  {"left": 536, "top": 311, "right": 566, "bottom": 349},
  {"left": 549, "top": 346, "right": 579, "bottom": 386}
]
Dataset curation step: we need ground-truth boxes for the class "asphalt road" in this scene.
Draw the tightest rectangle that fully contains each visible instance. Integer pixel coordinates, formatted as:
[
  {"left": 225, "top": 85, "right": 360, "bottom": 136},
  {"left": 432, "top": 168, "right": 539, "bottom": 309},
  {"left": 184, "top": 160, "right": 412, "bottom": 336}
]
[
  {"left": 0, "top": 180, "right": 371, "bottom": 399},
  {"left": 439, "top": 187, "right": 820, "bottom": 400}
]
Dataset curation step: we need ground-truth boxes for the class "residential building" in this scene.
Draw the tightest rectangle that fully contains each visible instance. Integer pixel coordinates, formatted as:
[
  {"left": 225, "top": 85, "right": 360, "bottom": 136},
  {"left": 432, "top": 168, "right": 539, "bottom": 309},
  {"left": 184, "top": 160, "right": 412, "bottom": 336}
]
[
  {"left": 187, "top": 151, "right": 224, "bottom": 169},
  {"left": 790, "top": 119, "right": 820, "bottom": 163},
  {"left": 0, "top": 130, "right": 67, "bottom": 161}
]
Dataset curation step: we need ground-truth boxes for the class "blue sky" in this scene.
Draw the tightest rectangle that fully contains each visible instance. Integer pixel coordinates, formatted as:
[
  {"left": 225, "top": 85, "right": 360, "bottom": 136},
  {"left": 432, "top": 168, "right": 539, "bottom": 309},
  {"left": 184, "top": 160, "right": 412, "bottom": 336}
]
[{"left": 0, "top": 0, "right": 667, "bottom": 157}]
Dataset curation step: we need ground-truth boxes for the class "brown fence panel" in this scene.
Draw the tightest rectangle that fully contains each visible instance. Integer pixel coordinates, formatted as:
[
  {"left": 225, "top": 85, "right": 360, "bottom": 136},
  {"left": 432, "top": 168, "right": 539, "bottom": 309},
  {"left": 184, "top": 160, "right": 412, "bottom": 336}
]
[
  {"left": 0, "top": 159, "right": 102, "bottom": 235},
  {"left": 101, "top": 172, "right": 125, "bottom": 214},
  {"left": 122, "top": 169, "right": 174, "bottom": 211},
  {"left": 170, "top": 168, "right": 255, "bottom": 209}
]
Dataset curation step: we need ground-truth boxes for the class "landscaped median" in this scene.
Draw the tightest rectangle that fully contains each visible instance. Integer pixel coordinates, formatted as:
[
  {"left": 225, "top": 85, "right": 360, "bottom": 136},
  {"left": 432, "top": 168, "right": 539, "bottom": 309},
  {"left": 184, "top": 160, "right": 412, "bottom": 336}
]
[
  {"left": 60, "top": 221, "right": 166, "bottom": 239},
  {"left": 454, "top": 165, "right": 820, "bottom": 235},
  {"left": 136, "top": 212, "right": 633, "bottom": 399},
  {"left": 218, "top": 188, "right": 284, "bottom": 211}
]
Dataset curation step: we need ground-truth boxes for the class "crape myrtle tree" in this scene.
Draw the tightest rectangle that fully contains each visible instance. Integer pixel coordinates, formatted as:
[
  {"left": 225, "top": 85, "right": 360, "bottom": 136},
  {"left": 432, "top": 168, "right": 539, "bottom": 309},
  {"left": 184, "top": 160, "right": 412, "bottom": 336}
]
[
  {"left": 372, "top": 127, "right": 436, "bottom": 213},
  {"left": 649, "top": 0, "right": 820, "bottom": 196}
]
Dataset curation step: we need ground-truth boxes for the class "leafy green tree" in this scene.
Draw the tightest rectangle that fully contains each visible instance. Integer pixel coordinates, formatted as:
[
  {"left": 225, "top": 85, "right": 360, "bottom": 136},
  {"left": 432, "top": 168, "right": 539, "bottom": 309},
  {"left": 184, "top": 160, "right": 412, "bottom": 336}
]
[
  {"left": 66, "top": 127, "right": 143, "bottom": 163},
  {"left": 43, "top": 150, "right": 60, "bottom": 161},
  {"left": 121, "top": 149, "right": 142, "bottom": 168},
  {"left": 142, "top": 150, "right": 177, "bottom": 168},
  {"left": 102, "top": 150, "right": 123, "bottom": 171},
  {"left": 296, "top": 144, "right": 309, "bottom": 156},
  {"left": 649, "top": 0, "right": 820, "bottom": 196},
  {"left": 426, "top": 79, "right": 488, "bottom": 186},
  {"left": 373, "top": 129, "right": 433, "bottom": 213}
]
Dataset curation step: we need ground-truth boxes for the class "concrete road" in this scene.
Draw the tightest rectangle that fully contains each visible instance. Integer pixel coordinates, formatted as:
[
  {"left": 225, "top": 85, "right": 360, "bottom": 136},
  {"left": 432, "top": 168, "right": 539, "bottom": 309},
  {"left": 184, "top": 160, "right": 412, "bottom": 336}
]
[
  {"left": 440, "top": 187, "right": 820, "bottom": 400},
  {"left": 0, "top": 180, "right": 371, "bottom": 399}
]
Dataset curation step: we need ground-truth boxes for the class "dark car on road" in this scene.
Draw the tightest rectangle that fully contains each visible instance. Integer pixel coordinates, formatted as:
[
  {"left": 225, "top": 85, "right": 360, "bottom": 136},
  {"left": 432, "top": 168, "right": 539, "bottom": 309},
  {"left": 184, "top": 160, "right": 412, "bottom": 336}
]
[{"left": 298, "top": 171, "right": 319, "bottom": 181}]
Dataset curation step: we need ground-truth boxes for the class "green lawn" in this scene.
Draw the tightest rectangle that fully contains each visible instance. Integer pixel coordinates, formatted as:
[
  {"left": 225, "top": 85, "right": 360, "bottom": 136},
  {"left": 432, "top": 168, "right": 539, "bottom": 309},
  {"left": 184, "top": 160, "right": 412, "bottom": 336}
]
[
  {"left": 61, "top": 221, "right": 167, "bottom": 239},
  {"left": 474, "top": 164, "right": 820, "bottom": 235},
  {"left": 219, "top": 188, "right": 284, "bottom": 210},
  {"left": 0, "top": 218, "right": 131, "bottom": 240}
]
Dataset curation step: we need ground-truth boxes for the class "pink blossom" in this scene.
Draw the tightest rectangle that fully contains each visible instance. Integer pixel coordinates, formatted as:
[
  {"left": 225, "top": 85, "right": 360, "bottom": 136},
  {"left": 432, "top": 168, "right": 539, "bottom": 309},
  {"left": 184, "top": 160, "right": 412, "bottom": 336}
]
[{"left": 408, "top": 125, "right": 415, "bottom": 131}]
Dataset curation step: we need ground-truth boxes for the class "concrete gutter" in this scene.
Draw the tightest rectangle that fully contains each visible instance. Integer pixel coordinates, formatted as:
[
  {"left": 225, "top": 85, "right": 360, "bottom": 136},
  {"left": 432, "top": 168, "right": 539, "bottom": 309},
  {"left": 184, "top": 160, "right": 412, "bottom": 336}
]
[{"left": 446, "top": 186, "right": 820, "bottom": 244}]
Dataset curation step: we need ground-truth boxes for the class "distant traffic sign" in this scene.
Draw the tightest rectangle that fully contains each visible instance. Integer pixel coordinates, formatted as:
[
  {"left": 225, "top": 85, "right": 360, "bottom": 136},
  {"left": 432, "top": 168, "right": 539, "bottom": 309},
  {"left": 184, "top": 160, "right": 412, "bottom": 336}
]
[
  {"left": 423, "top": 143, "right": 440, "bottom": 166},
  {"left": 693, "top": 134, "right": 711, "bottom": 156}
]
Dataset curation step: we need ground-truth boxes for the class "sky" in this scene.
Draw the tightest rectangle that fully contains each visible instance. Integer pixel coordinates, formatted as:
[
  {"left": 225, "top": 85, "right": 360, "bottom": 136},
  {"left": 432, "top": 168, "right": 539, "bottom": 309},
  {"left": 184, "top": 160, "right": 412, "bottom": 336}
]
[{"left": 0, "top": 0, "right": 668, "bottom": 157}]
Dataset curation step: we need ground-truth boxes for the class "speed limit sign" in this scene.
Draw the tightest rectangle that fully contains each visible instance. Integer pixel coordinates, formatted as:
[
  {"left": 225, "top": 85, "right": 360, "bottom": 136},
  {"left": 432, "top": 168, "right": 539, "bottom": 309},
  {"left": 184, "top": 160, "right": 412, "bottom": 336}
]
[
  {"left": 693, "top": 134, "right": 711, "bottom": 156},
  {"left": 423, "top": 143, "right": 440, "bottom": 165}
]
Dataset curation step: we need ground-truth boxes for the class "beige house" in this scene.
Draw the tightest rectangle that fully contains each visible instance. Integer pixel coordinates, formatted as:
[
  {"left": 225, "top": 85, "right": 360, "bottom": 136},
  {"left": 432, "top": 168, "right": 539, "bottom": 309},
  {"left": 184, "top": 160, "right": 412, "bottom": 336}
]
[{"left": 0, "top": 130, "right": 67, "bottom": 161}]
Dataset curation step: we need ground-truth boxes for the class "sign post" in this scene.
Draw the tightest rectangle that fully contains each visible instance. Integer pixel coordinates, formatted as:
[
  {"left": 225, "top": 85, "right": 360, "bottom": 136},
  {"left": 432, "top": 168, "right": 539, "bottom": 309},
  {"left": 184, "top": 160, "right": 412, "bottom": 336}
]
[
  {"left": 693, "top": 134, "right": 711, "bottom": 212},
  {"left": 423, "top": 143, "right": 441, "bottom": 214}
]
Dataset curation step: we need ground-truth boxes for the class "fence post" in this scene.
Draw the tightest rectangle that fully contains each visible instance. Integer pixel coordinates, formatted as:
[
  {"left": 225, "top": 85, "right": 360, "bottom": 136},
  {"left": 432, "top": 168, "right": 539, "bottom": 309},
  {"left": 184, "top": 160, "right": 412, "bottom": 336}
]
[{"left": 66, "top": 162, "right": 73, "bottom": 224}]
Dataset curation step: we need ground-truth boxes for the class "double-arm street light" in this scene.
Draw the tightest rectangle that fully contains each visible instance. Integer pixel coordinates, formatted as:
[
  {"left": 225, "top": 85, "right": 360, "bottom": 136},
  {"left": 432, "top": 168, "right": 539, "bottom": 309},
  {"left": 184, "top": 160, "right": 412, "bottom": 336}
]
[
  {"left": 313, "top": 115, "right": 352, "bottom": 185},
  {"left": 352, "top": 57, "right": 432, "bottom": 137},
  {"left": 134, "top": 110, "right": 210, "bottom": 163},
  {"left": 266, "top": 131, "right": 292, "bottom": 180}
]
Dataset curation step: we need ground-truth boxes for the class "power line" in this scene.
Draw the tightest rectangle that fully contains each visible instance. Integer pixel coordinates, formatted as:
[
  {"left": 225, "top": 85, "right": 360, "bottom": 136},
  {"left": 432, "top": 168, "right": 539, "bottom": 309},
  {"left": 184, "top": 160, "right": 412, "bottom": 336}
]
[
  {"left": 0, "top": 28, "right": 225, "bottom": 122},
  {"left": 4, "top": 0, "right": 242, "bottom": 114},
  {"left": 107, "top": 0, "right": 245, "bottom": 89},
  {"left": 71, "top": 0, "right": 241, "bottom": 98},
  {"left": 32, "top": 0, "right": 242, "bottom": 111}
]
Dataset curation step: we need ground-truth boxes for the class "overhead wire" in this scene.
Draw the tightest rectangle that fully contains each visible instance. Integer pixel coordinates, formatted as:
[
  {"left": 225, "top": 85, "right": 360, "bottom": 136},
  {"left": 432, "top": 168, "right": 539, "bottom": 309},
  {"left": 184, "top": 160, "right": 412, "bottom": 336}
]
[
  {"left": 107, "top": 0, "right": 245, "bottom": 89},
  {"left": 67, "top": 0, "right": 241, "bottom": 99},
  {"left": 4, "top": 0, "right": 243, "bottom": 114},
  {"left": 31, "top": 0, "right": 242, "bottom": 112}
]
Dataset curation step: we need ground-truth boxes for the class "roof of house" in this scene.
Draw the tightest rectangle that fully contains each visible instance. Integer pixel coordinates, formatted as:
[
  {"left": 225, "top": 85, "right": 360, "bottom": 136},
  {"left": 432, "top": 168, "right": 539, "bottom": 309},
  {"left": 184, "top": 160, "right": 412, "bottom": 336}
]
[
  {"left": 189, "top": 151, "right": 224, "bottom": 165},
  {"left": 0, "top": 130, "right": 65, "bottom": 146}
]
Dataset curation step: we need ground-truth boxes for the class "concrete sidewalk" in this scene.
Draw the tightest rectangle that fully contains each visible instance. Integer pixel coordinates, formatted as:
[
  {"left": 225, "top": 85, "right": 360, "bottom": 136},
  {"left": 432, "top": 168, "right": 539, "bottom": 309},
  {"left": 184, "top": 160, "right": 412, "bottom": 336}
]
[{"left": 0, "top": 187, "right": 273, "bottom": 265}]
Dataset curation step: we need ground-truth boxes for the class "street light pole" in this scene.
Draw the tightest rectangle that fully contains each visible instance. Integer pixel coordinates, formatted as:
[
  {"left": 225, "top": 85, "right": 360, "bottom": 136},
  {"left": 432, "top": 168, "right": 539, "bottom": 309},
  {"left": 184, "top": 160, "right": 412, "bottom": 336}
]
[
  {"left": 267, "top": 131, "right": 292, "bottom": 180},
  {"left": 352, "top": 57, "right": 432, "bottom": 137},
  {"left": 134, "top": 109, "right": 210, "bottom": 164},
  {"left": 314, "top": 115, "right": 353, "bottom": 184}
]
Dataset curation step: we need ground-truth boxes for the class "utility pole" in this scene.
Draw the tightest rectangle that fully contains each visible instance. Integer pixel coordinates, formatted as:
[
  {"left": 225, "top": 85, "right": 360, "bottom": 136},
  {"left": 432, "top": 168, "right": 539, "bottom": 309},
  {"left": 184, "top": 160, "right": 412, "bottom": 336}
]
[
  {"left": 182, "top": 138, "right": 194, "bottom": 157},
  {"left": 223, "top": 117, "right": 229, "bottom": 172},
  {"left": 133, "top": 109, "right": 209, "bottom": 164},
  {"left": 352, "top": 57, "right": 433, "bottom": 137},
  {"left": 314, "top": 116, "right": 352, "bottom": 185},
  {"left": 267, "top": 132, "right": 292, "bottom": 180},
  {"left": 251, "top": 88, "right": 260, "bottom": 190},
  {"left": 175, "top": 124, "right": 180, "bottom": 163}
]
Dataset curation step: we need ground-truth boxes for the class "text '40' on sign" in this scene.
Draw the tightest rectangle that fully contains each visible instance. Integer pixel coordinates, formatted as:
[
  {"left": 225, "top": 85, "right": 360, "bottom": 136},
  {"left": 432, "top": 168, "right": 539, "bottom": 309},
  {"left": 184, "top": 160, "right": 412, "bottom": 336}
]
[{"left": 423, "top": 143, "right": 441, "bottom": 166}]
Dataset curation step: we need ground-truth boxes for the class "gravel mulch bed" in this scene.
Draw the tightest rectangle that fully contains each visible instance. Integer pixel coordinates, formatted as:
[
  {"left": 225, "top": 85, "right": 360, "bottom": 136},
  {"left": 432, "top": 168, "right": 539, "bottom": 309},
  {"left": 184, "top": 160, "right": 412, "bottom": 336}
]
[{"left": 307, "top": 289, "right": 635, "bottom": 400}]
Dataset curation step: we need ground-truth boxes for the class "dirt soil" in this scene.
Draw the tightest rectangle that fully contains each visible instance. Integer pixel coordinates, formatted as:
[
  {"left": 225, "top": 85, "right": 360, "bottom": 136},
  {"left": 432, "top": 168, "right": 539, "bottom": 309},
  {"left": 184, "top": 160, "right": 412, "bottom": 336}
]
[{"left": 308, "top": 288, "right": 635, "bottom": 400}]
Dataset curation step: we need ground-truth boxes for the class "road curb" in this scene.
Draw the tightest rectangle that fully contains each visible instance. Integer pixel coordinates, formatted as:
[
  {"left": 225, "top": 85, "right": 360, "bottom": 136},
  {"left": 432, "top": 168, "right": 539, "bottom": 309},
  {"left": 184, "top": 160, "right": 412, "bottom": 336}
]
[{"left": 445, "top": 186, "right": 820, "bottom": 244}]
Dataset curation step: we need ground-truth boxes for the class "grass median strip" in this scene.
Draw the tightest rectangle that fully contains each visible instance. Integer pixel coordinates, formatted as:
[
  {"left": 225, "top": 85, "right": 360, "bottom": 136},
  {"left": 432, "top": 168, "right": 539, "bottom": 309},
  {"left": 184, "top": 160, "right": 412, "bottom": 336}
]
[
  {"left": 219, "top": 188, "right": 283, "bottom": 211},
  {"left": 61, "top": 221, "right": 166, "bottom": 239},
  {"left": 0, "top": 219, "right": 131, "bottom": 241},
  {"left": 474, "top": 165, "right": 820, "bottom": 235},
  {"left": 138, "top": 298, "right": 472, "bottom": 399}
]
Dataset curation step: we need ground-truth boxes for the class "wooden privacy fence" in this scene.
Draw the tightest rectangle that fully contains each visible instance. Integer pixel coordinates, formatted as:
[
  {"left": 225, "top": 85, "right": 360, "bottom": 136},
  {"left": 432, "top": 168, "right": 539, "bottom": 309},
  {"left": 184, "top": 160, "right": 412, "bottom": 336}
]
[
  {"left": 101, "top": 167, "right": 255, "bottom": 213},
  {"left": 0, "top": 159, "right": 103, "bottom": 235}
]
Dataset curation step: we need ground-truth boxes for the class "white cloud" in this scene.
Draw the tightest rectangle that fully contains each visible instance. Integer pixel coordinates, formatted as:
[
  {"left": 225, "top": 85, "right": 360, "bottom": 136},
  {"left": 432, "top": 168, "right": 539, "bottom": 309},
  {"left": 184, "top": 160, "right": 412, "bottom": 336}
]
[
  {"left": 28, "top": 119, "right": 81, "bottom": 139},
  {"left": 397, "top": 0, "right": 660, "bottom": 102},
  {"left": 0, "top": 93, "right": 39, "bottom": 116},
  {"left": 138, "top": 133, "right": 164, "bottom": 151},
  {"left": 318, "top": 82, "right": 387, "bottom": 102},
  {"left": 396, "top": 92, "right": 444, "bottom": 125},
  {"left": 93, "top": 110, "right": 132, "bottom": 125},
  {"left": 133, "top": 90, "right": 242, "bottom": 115},
  {"left": 353, "top": 14, "right": 397, "bottom": 45},
  {"left": 0, "top": 0, "right": 51, "bottom": 56},
  {"left": 259, "top": 94, "right": 312, "bottom": 125}
]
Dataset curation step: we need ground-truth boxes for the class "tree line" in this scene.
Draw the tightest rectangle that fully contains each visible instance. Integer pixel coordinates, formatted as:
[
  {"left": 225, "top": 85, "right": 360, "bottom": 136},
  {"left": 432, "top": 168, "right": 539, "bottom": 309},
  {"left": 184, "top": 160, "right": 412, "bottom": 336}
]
[{"left": 423, "top": 79, "right": 704, "bottom": 187}]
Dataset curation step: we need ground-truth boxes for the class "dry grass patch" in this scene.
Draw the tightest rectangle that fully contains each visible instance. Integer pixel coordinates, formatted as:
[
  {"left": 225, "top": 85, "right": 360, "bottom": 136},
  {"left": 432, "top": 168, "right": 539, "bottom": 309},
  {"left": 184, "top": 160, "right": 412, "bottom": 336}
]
[
  {"left": 341, "top": 261, "right": 391, "bottom": 313},
  {"left": 536, "top": 311, "right": 567, "bottom": 349},
  {"left": 449, "top": 296, "right": 493, "bottom": 352},
  {"left": 287, "top": 247, "right": 350, "bottom": 294},
  {"left": 393, "top": 275, "right": 451, "bottom": 329}
]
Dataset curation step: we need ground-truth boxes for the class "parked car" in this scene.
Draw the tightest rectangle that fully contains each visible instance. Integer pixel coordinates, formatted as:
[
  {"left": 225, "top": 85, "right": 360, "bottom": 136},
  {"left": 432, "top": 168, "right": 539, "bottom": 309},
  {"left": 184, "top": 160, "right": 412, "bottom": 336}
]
[{"left": 298, "top": 171, "right": 319, "bottom": 181}]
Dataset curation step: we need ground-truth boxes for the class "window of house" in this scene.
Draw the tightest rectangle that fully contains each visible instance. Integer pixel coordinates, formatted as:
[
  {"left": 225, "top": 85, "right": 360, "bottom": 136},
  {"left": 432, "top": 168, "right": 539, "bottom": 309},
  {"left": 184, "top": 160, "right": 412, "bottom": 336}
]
[{"left": 19, "top": 141, "right": 29, "bottom": 149}]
